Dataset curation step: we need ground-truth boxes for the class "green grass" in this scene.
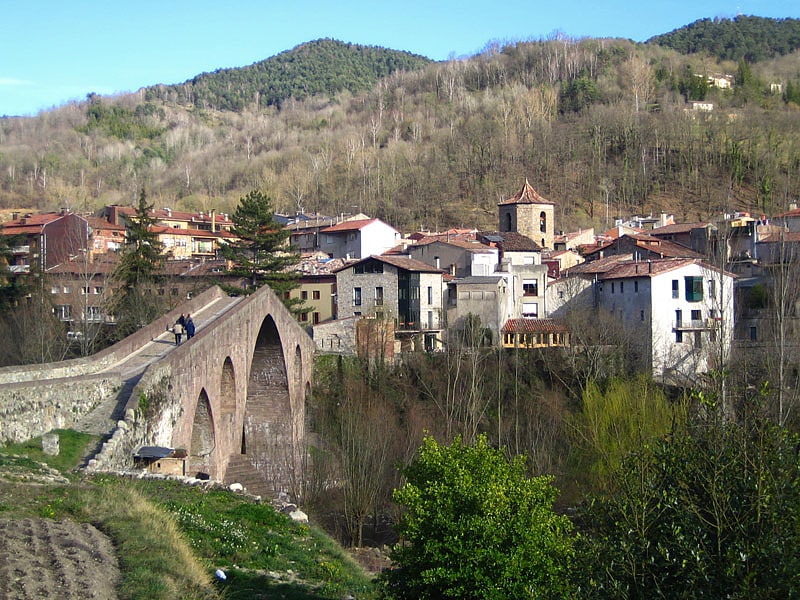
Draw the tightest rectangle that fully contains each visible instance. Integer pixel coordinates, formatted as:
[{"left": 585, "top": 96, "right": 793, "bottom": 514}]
[
  {"left": 1, "top": 428, "right": 98, "bottom": 472},
  {"left": 0, "top": 438, "right": 378, "bottom": 600}
]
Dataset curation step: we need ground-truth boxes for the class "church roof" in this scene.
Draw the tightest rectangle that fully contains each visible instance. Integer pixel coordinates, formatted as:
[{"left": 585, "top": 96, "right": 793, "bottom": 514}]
[{"left": 497, "top": 179, "right": 554, "bottom": 206}]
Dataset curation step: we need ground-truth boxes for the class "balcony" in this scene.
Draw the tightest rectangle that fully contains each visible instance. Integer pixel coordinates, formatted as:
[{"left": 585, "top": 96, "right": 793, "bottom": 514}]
[{"left": 673, "top": 318, "right": 720, "bottom": 331}]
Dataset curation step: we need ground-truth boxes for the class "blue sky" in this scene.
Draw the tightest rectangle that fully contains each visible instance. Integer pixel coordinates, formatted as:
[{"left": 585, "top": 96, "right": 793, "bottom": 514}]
[{"left": 1, "top": 0, "right": 797, "bottom": 117}]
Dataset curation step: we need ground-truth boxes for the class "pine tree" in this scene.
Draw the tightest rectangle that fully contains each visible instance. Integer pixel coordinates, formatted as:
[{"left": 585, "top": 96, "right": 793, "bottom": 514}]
[
  {"left": 109, "top": 188, "right": 165, "bottom": 338},
  {"left": 221, "top": 190, "right": 303, "bottom": 312}
]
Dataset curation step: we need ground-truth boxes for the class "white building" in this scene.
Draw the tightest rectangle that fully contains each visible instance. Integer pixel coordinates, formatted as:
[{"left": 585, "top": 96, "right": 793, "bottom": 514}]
[
  {"left": 319, "top": 218, "right": 401, "bottom": 259},
  {"left": 595, "top": 258, "right": 735, "bottom": 384}
]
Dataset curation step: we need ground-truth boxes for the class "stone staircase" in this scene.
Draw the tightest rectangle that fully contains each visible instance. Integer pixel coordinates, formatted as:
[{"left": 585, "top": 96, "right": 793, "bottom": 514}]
[{"left": 224, "top": 454, "right": 273, "bottom": 498}]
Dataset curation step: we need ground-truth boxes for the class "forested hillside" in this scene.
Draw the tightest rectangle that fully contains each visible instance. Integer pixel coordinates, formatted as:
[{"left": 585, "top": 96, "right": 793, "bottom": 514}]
[
  {"left": 1, "top": 22, "right": 799, "bottom": 234},
  {"left": 648, "top": 15, "right": 800, "bottom": 61},
  {"left": 145, "top": 39, "right": 432, "bottom": 111}
]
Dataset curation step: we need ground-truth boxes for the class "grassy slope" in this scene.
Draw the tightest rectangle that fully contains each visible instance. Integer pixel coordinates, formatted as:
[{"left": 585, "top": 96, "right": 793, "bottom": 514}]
[{"left": 0, "top": 430, "right": 377, "bottom": 600}]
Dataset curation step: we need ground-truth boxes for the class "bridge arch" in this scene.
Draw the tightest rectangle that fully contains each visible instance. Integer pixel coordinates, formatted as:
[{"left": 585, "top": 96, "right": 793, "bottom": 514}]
[{"left": 189, "top": 387, "right": 215, "bottom": 477}]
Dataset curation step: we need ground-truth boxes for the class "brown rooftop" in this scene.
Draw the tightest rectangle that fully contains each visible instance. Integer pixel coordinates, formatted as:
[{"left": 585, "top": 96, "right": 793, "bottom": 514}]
[{"left": 497, "top": 179, "right": 554, "bottom": 206}]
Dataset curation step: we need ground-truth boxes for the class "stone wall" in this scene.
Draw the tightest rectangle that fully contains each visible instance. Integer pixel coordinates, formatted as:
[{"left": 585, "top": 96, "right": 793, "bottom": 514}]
[
  {"left": 0, "top": 286, "right": 226, "bottom": 386},
  {"left": 0, "top": 373, "right": 121, "bottom": 444}
]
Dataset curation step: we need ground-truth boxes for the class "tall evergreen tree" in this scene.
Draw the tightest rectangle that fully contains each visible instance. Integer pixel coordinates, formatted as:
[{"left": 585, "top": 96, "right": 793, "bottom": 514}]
[
  {"left": 221, "top": 190, "right": 303, "bottom": 312},
  {"left": 109, "top": 188, "right": 165, "bottom": 338}
]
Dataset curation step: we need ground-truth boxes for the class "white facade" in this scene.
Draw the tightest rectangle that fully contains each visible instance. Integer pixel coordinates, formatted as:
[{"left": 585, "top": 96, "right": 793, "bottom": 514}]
[
  {"left": 320, "top": 218, "right": 401, "bottom": 259},
  {"left": 597, "top": 260, "right": 734, "bottom": 384}
]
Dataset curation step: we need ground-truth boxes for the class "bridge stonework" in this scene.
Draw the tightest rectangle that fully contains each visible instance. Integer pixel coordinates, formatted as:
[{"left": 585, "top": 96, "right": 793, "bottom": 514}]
[{"left": 1, "top": 284, "right": 314, "bottom": 499}]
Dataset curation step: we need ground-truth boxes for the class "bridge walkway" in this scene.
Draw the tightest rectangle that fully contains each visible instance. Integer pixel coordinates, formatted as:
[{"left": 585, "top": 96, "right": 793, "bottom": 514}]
[{"left": 74, "top": 294, "right": 244, "bottom": 437}]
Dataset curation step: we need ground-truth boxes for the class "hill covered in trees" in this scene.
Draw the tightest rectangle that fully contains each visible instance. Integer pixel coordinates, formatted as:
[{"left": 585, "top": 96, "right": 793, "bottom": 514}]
[
  {"left": 1, "top": 18, "right": 799, "bottom": 235},
  {"left": 648, "top": 15, "right": 800, "bottom": 62},
  {"left": 144, "top": 38, "right": 433, "bottom": 111}
]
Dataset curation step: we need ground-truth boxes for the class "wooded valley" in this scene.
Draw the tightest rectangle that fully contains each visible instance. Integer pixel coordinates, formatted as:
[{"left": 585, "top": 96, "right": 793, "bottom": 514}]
[{"left": 1, "top": 17, "right": 800, "bottom": 235}]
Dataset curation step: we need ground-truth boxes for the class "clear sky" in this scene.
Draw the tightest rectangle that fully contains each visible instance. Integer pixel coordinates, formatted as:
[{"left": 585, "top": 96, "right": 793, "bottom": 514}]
[{"left": 1, "top": 0, "right": 798, "bottom": 117}]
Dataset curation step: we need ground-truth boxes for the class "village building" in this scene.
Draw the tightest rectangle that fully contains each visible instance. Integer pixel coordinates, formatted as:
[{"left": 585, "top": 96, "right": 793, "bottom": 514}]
[
  {"left": 318, "top": 218, "right": 401, "bottom": 259},
  {"left": 333, "top": 254, "right": 446, "bottom": 352},
  {"left": 497, "top": 179, "right": 555, "bottom": 250}
]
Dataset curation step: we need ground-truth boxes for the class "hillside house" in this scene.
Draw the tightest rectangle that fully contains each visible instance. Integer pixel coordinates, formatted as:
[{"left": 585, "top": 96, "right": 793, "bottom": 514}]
[
  {"left": 334, "top": 254, "right": 446, "bottom": 351},
  {"left": 594, "top": 258, "right": 735, "bottom": 384},
  {"left": 405, "top": 237, "right": 498, "bottom": 277},
  {"left": 319, "top": 218, "right": 401, "bottom": 259},
  {"left": 446, "top": 276, "right": 509, "bottom": 345}
]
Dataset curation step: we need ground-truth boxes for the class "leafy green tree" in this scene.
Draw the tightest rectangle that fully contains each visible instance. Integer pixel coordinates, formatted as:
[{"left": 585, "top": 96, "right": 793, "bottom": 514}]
[
  {"left": 383, "top": 435, "right": 574, "bottom": 599},
  {"left": 0, "top": 225, "right": 30, "bottom": 311},
  {"left": 221, "top": 190, "right": 302, "bottom": 312},
  {"left": 110, "top": 188, "right": 165, "bottom": 338},
  {"left": 574, "top": 416, "right": 800, "bottom": 598},
  {"left": 569, "top": 376, "right": 685, "bottom": 493}
]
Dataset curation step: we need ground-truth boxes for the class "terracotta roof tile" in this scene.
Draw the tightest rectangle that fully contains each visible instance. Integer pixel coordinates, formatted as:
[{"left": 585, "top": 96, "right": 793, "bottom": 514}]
[
  {"left": 502, "top": 318, "right": 568, "bottom": 333},
  {"left": 320, "top": 218, "right": 379, "bottom": 233},
  {"left": 497, "top": 179, "right": 553, "bottom": 206}
]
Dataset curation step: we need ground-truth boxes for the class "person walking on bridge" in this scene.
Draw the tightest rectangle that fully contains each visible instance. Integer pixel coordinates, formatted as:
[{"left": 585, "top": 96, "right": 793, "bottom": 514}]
[
  {"left": 173, "top": 319, "right": 184, "bottom": 345},
  {"left": 186, "top": 314, "right": 195, "bottom": 340}
]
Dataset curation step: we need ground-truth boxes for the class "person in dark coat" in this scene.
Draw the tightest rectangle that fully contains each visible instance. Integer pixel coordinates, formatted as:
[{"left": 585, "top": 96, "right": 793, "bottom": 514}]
[{"left": 186, "top": 314, "right": 195, "bottom": 339}]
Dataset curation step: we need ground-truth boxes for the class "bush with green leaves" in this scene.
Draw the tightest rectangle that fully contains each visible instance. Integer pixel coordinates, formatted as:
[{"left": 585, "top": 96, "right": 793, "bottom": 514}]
[
  {"left": 383, "top": 435, "right": 574, "bottom": 599},
  {"left": 574, "top": 417, "right": 800, "bottom": 598}
]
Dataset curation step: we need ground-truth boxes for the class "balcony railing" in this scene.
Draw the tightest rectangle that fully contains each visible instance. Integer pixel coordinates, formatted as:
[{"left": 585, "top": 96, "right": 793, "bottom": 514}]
[{"left": 673, "top": 318, "right": 720, "bottom": 331}]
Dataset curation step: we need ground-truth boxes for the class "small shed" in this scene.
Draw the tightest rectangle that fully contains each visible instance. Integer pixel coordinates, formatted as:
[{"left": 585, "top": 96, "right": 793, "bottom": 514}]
[{"left": 133, "top": 446, "right": 187, "bottom": 476}]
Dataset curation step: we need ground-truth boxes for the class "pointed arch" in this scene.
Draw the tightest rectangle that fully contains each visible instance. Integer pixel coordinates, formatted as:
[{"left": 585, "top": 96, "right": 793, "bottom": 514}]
[
  {"left": 220, "top": 356, "right": 236, "bottom": 414},
  {"left": 189, "top": 388, "right": 215, "bottom": 477}
]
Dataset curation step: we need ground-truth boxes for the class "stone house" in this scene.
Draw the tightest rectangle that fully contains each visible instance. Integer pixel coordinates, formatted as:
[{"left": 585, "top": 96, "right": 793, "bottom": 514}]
[{"left": 334, "top": 254, "right": 446, "bottom": 352}]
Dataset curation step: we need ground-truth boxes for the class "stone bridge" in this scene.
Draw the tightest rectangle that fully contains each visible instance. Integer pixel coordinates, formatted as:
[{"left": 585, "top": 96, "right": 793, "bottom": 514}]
[{"left": 0, "top": 284, "right": 314, "bottom": 498}]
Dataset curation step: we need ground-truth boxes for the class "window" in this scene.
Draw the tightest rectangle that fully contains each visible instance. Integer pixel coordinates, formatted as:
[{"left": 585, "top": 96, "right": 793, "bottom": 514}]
[
  {"left": 158, "top": 288, "right": 166, "bottom": 296},
  {"left": 312, "top": 290, "right": 321, "bottom": 300},
  {"left": 611, "top": 282, "right": 615, "bottom": 294},
  {"left": 354, "top": 261, "right": 384, "bottom": 274},
  {"left": 353, "top": 287, "right": 362, "bottom": 306},
  {"left": 539, "top": 210, "right": 547, "bottom": 233},
  {"left": 522, "top": 279, "right": 538, "bottom": 296},
  {"left": 301, "top": 290, "right": 308, "bottom": 300},
  {"left": 676, "top": 309, "right": 683, "bottom": 326},
  {"left": 94, "top": 286, "right": 103, "bottom": 295},
  {"left": 411, "top": 287, "right": 419, "bottom": 300},
  {"left": 750, "top": 326, "right": 757, "bottom": 341},
  {"left": 62, "top": 286, "right": 72, "bottom": 294},
  {"left": 685, "top": 276, "right": 703, "bottom": 302},
  {"left": 171, "top": 288, "right": 178, "bottom": 296},
  {"left": 672, "top": 279, "right": 679, "bottom": 298},
  {"left": 81, "top": 286, "right": 90, "bottom": 295},
  {"left": 691, "top": 309, "right": 701, "bottom": 323},
  {"left": 50, "top": 286, "right": 59, "bottom": 294},
  {"left": 427, "top": 286, "right": 433, "bottom": 304},
  {"left": 313, "top": 312, "right": 320, "bottom": 325},
  {"left": 675, "top": 330, "right": 683, "bottom": 343},
  {"left": 709, "top": 279, "right": 716, "bottom": 300},
  {"left": 634, "top": 281, "right": 639, "bottom": 293},
  {"left": 620, "top": 281, "right": 624, "bottom": 293},
  {"left": 54, "top": 305, "right": 71, "bottom": 320},
  {"left": 522, "top": 302, "right": 538, "bottom": 318},
  {"left": 300, "top": 312, "right": 309, "bottom": 322},
  {"left": 375, "top": 286, "right": 384, "bottom": 306},
  {"left": 85, "top": 306, "right": 102, "bottom": 321}
]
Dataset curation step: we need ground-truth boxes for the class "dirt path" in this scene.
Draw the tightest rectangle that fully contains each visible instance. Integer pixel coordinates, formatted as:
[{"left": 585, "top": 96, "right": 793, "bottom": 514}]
[{"left": 0, "top": 518, "right": 120, "bottom": 599}]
